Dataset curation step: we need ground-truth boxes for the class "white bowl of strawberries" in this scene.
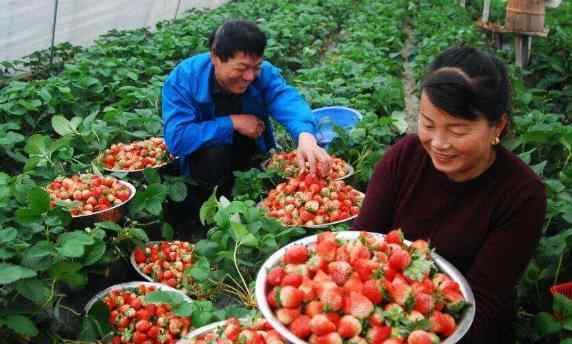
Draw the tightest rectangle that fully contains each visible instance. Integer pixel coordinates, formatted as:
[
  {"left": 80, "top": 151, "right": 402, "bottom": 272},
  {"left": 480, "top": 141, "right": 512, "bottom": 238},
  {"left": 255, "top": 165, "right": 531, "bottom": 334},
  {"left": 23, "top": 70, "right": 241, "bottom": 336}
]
[
  {"left": 178, "top": 317, "right": 286, "bottom": 344},
  {"left": 131, "top": 241, "right": 194, "bottom": 290},
  {"left": 255, "top": 230, "right": 475, "bottom": 344},
  {"left": 98, "top": 137, "right": 174, "bottom": 173},
  {"left": 260, "top": 174, "right": 364, "bottom": 229},
  {"left": 46, "top": 174, "right": 135, "bottom": 226},
  {"left": 85, "top": 281, "right": 192, "bottom": 343}
]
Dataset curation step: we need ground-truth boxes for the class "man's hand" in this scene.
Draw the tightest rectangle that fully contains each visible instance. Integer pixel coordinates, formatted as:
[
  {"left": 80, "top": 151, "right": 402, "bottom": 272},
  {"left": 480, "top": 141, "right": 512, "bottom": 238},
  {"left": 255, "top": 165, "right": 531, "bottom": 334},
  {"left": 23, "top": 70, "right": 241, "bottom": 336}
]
[
  {"left": 296, "top": 132, "right": 332, "bottom": 177},
  {"left": 230, "top": 114, "right": 265, "bottom": 139}
]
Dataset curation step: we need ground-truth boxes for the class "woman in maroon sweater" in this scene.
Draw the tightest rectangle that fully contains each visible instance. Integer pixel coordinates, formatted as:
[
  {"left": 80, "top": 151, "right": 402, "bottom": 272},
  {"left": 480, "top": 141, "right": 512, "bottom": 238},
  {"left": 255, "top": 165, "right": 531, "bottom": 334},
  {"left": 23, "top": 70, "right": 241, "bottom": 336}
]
[{"left": 353, "top": 47, "right": 546, "bottom": 343}]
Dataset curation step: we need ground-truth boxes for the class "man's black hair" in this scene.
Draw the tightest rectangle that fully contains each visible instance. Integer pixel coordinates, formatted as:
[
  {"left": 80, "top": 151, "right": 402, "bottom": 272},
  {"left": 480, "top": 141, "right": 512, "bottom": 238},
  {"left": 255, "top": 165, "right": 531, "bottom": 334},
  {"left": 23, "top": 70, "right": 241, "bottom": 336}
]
[
  {"left": 421, "top": 47, "right": 511, "bottom": 127},
  {"left": 209, "top": 20, "right": 267, "bottom": 62}
]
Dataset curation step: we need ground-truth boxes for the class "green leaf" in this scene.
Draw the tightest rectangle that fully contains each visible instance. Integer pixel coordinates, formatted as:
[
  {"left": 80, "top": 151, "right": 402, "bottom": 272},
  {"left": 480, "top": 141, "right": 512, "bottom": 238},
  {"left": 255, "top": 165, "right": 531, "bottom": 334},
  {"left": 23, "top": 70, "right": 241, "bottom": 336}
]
[
  {"left": 0, "top": 314, "right": 39, "bottom": 337},
  {"left": 47, "top": 261, "right": 86, "bottom": 289},
  {"left": 168, "top": 181, "right": 187, "bottom": 202},
  {"left": 231, "top": 222, "right": 258, "bottom": 247},
  {"left": 534, "top": 312, "right": 562, "bottom": 336},
  {"left": 24, "top": 134, "right": 49, "bottom": 156},
  {"left": 560, "top": 338, "right": 572, "bottom": 344},
  {"left": 0, "top": 131, "right": 25, "bottom": 146},
  {"left": 161, "top": 223, "right": 174, "bottom": 241},
  {"left": 199, "top": 190, "right": 218, "bottom": 225},
  {"left": 52, "top": 115, "right": 77, "bottom": 136},
  {"left": 404, "top": 252, "right": 434, "bottom": 282},
  {"left": 0, "top": 228, "right": 18, "bottom": 244},
  {"left": 21, "top": 241, "right": 55, "bottom": 271},
  {"left": 131, "top": 183, "right": 168, "bottom": 216},
  {"left": 15, "top": 278, "right": 51, "bottom": 305},
  {"left": 57, "top": 231, "right": 95, "bottom": 258},
  {"left": 84, "top": 241, "right": 106, "bottom": 266},
  {"left": 190, "top": 300, "right": 216, "bottom": 327},
  {"left": 0, "top": 263, "right": 37, "bottom": 284},
  {"left": 144, "top": 290, "right": 191, "bottom": 316},
  {"left": 554, "top": 293, "right": 572, "bottom": 319},
  {"left": 143, "top": 168, "right": 161, "bottom": 185},
  {"left": 196, "top": 240, "right": 219, "bottom": 257},
  {"left": 27, "top": 187, "right": 50, "bottom": 215},
  {"left": 190, "top": 256, "right": 211, "bottom": 282}
]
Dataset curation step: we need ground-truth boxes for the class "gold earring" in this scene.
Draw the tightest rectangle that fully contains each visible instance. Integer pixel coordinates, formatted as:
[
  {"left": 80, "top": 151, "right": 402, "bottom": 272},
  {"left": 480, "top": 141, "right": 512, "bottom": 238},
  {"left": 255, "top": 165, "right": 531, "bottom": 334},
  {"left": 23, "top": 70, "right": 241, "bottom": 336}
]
[{"left": 491, "top": 137, "right": 500, "bottom": 145}]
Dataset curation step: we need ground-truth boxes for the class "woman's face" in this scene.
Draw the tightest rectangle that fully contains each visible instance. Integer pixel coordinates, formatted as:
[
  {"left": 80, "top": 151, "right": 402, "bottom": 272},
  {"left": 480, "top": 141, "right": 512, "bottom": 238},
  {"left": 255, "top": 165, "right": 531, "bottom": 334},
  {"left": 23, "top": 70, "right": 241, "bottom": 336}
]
[{"left": 417, "top": 92, "right": 505, "bottom": 182}]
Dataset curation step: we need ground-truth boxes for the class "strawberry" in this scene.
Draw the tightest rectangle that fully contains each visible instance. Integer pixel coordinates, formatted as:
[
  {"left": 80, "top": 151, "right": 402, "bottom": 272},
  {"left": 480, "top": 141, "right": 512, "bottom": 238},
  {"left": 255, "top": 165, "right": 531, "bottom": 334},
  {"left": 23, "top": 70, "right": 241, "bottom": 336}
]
[
  {"left": 362, "top": 279, "right": 384, "bottom": 304},
  {"left": 347, "top": 336, "right": 368, "bottom": 344},
  {"left": 134, "top": 248, "right": 147, "bottom": 264},
  {"left": 281, "top": 273, "right": 303, "bottom": 287},
  {"left": 432, "top": 273, "right": 459, "bottom": 291},
  {"left": 388, "top": 248, "right": 411, "bottom": 271},
  {"left": 279, "top": 286, "right": 304, "bottom": 308},
  {"left": 338, "top": 315, "right": 362, "bottom": 338},
  {"left": 413, "top": 292, "right": 434, "bottom": 315},
  {"left": 320, "top": 287, "right": 343, "bottom": 312},
  {"left": 386, "top": 279, "right": 413, "bottom": 307},
  {"left": 430, "top": 311, "right": 456, "bottom": 337},
  {"left": 276, "top": 308, "right": 301, "bottom": 325},
  {"left": 317, "top": 240, "right": 338, "bottom": 262},
  {"left": 305, "top": 301, "right": 325, "bottom": 317},
  {"left": 309, "top": 314, "right": 337, "bottom": 336},
  {"left": 267, "top": 267, "right": 286, "bottom": 286},
  {"left": 310, "top": 332, "right": 343, "bottom": 344},
  {"left": 410, "top": 240, "right": 430, "bottom": 255},
  {"left": 383, "top": 264, "right": 397, "bottom": 282},
  {"left": 343, "top": 275, "right": 364, "bottom": 295},
  {"left": 336, "top": 246, "right": 351, "bottom": 262},
  {"left": 284, "top": 245, "right": 309, "bottom": 264},
  {"left": 344, "top": 292, "right": 374, "bottom": 319},
  {"left": 354, "top": 259, "right": 380, "bottom": 281},
  {"left": 385, "top": 229, "right": 404, "bottom": 245},
  {"left": 325, "top": 312, "right": 341, "bottom": 327},
  {"left": 349, "top": 243, "right": 371, "bottom": 264},
  {"left": 299, "top": 277, "right": 317, "bottom": 302},
  {"left": 328, "top": 261, "right": 353, "bottom": 285},
  {"left": 267, "top": 288, "right": 279, "bottom": 308},
  {"left": 407, "top": 330, "right": 440, "bottom": 344},
  {"left": 224, "top": 319, "right": 242, "bottom": 341},
  {"left": 290, "top": 315, "right": 312, "bottom": 339},
  {"left": 366, "top": 326, "right": 391, "bottom": 344},
  {"left": 368, "top": 307, "right": 385, "bottom": 327}
]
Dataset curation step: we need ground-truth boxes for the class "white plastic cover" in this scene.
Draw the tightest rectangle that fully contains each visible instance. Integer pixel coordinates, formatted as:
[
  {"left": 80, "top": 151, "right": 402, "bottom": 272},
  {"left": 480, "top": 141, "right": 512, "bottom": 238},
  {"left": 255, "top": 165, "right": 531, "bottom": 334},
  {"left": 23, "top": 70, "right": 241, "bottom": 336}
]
[{"left": 0, "top": 0, "right": 229, "bottom": 62}]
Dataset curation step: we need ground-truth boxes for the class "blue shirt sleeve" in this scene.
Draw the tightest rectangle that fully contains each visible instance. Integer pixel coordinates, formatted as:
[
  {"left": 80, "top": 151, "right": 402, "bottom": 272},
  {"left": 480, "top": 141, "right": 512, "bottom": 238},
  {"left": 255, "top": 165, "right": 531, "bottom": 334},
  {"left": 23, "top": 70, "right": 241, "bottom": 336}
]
[
  {"left": 162, "top": 68, "right": 234, "bottom": 157},
  {"left": 261, "top": 64, "right": 317, "bottom": 142}
]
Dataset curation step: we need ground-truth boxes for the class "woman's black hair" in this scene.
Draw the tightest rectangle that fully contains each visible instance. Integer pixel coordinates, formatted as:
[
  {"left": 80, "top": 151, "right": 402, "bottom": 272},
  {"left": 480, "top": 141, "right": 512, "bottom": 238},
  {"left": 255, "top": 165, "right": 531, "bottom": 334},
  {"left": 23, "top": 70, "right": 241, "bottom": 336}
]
[
  {"left": 421, "top": 47, "right": 511, "bottom": 127},
  {"left": 209, "top": 20, "right": 267, "bottom": 62}
]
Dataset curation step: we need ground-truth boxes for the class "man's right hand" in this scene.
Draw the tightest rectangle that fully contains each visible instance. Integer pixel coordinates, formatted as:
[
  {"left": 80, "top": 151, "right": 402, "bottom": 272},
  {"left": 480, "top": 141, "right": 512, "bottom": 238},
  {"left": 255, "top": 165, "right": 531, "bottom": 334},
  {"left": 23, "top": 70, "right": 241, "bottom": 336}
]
[{"left": 229, "top": 114, "right": 265, "bottom": 139}]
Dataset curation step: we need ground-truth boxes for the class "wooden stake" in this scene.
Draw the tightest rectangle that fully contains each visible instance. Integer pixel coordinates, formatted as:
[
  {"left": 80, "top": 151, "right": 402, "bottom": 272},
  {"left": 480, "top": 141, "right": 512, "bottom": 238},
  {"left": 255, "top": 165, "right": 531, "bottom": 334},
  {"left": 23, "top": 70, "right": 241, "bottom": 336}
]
[
  {"left": 514, "top": 34, "right": 532, "bottom": 68},
  {"left": 483, "top": 0, "right": 491, "bottom": 23}
]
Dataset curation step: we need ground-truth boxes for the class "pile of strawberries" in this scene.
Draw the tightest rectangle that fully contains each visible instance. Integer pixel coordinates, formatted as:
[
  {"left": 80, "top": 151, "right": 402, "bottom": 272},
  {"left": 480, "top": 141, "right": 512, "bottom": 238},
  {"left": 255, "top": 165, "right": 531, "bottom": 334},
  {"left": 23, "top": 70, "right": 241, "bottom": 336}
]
[
  {"left": 267, "top": 152, "right": 351, "bottom": 180},
  {"left": 133, "top": 241, "right": 194, "bottom": 289},
  {"left": 189, "top": 317, "right": 285, "bottom": 344},
  {"left": 100, "top": 137, "right": 172, "bottom": 171},
  {"left": 263, "top": 230, "right": 469, "bottom": 344},
  {"left": 102, "top": 284, "right": 191, "bottom": 344},
  {"left": 46, "top": 174, "right": 131, "bottom": 216},
  {"left": 261, "top": 174, "right": 363, "bottom": 227}
]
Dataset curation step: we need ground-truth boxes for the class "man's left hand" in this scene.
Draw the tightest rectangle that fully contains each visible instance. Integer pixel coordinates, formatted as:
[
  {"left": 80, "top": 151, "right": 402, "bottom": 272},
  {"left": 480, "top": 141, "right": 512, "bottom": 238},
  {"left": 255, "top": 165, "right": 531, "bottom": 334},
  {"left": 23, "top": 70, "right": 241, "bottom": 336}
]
[{"left": 296, "top": 132, "right": 332, "bottom": 177}]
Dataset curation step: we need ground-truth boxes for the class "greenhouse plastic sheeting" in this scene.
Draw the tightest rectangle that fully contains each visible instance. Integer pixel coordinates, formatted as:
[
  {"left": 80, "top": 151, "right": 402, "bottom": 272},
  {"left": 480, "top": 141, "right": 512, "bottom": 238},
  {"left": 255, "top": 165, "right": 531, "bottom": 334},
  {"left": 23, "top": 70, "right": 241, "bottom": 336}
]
[{"left": 0, "top": 0, "right": 230, "bottom": 62}]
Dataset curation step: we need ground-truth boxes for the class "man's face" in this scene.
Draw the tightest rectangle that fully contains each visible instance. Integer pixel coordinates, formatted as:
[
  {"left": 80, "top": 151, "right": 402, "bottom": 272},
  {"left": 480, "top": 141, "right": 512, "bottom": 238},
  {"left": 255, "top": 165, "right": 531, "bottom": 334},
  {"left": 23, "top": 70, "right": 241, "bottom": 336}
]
[{"left": 211, "top": 52, "right": 263, "bottom": 94}]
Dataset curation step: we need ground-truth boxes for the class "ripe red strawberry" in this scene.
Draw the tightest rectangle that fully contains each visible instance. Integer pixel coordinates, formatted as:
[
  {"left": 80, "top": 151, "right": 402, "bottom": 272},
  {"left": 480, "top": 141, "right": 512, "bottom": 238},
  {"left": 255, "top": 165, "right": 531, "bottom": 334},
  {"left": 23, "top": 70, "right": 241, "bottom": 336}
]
[
  {"left": 344, "top": 292, "right": 374, "bottom": 319},
  {"left": 267, "top": 288, "right": 279, "bottom": 308},
  {"left": 407, "top": 330, "right": 440, "bottom": 344},
  {"left": 325, "top": 312, "right": 341, "bottom": 328},
  {"left": 267, "top": 267, "right": 286, "bottom": 286},
  {"left": 320, "top": 287, "right": 343, "bottom": 312},
  {"left": 305, "top": 301, "right": 325, "bottom": 317},
  {"left": 299, "top": 277, "right": 317, "bottom": 302},
  {"left": 386, "top": 279, "right": 413, "bottom": 306},
  {"left": 367, "top": 307, "right": 385, "bottom": 327},
  {"left": 432, "top": 273, "right": 459, "bottom": 291},
  {"left": 349, "top": 243, "right": 371, "bottom": 264},
  {"left": 337, "top": 315, "right": 362, "bottom": 338},
  {"left": 307, "top": 255, "right": 328, "bottom": 274},
  {"left": 310, "top": 332, "right": 343, "bottom": 344},
  {"left": 354, "top": 259, "right": 380, "bottom": 281},
  {"left": 328, "top": 261, "right": 353, "bottom": 285},
  {"left": 336, "top": 245, "right": 350, "bottom": 262},
  {"left": 411, "top": 240, "right": 430, "bottom": 254},
  {"left": 362, "top": 279, "right": 384, "bottom": 304},
  {"left": 317, "top": 240, "right": 338, "bottom": 262},
  {"left": 388, "top": 248, "right": 411, "bottom": 271},
  {"left": 309, "top": 314, "right": 337, "bottom": 336},
  {"left": 383, "top": 264, "right": 397, "bottom": 282},
  {"left": 442, "top": 287, "right": 464, "bottom": 307},
  {"left": 224, "top": 319, "right": 242, "bottom": 341},
  {"left": 366, "top": 325, "right": 391, "bottom": 344},
  {"left": 431, "top": 311, "right": 456, "bottom": 337},
  {"left": 276, "top": 308, "right": 301, "bottom": 325},
  {"left": 347, "top": 337, "right": 368, "bottom": 344},
  {"left": 383, "top": 339, "right": 405, "bottom": 344},
  {"left": 285, "top": 245, "right": 309, "bottom": 264},
  {"left": 343, "top": 275, "right": 364, "bottom": 295},
  {"left": 133, "top": 248, "right": 146, "bottom": 264},
  {"left": 385, "top": 229, "right": 404, "bottom": 245},
  {"left": 279, "top": 286, "right": 304, "bottom": 308},
  {"left": 281, "top": 273, "right": 303, "bottom": 287},
  {"left": 290, "top": 315, "right": 312, "bottom": 339},
  {"left": 413, "top": 292, "right": 434, "bottom": 315}
]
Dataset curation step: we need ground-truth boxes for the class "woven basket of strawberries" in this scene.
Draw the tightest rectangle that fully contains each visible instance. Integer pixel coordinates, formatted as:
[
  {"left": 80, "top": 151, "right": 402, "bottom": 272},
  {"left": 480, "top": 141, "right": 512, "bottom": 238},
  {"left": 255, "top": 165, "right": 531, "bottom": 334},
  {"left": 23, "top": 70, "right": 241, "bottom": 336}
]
[
  {"left": 131, "top": 241, "right": 194, "bottom": 290},
  {"left": 84, "top": 281, "right": 193, "bottom": 344},
  {"left": 260, "top": 174, "right": 364, "bottom": 228},
  {"left": 263, "top": 151, "right": 354, "bottom": 181},
  {"left": 255, "top": 230, "right": 475, "bottom": 344},
  {"left": 98, "top": 137, "right": 174, "bottom": 172},
  {"left": 178, "top": 317, "right": 285, "bottom": 344}
]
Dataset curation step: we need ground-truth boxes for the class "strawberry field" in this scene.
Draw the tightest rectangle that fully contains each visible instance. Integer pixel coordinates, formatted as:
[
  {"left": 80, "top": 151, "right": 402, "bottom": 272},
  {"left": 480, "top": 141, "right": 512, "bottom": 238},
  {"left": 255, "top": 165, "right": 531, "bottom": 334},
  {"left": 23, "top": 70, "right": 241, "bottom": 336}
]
[{"left": 0, "top": 0, "right": 571, "bottom": 343}]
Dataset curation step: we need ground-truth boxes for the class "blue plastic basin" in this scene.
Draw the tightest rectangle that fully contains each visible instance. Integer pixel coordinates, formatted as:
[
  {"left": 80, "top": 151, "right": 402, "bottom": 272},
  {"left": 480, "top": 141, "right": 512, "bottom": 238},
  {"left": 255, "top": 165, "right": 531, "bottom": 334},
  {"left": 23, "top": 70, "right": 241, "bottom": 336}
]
[{"left": 312, "top": 106, "right": 363, "bottom": 147}]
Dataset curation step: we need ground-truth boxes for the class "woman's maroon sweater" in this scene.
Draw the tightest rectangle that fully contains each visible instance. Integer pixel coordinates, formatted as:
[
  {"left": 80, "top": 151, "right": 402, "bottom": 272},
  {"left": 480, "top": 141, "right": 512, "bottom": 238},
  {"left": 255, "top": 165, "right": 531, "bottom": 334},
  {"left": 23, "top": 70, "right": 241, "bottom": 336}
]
[{"left": 353, "top": 134, "right": 546, "bottom": 343}]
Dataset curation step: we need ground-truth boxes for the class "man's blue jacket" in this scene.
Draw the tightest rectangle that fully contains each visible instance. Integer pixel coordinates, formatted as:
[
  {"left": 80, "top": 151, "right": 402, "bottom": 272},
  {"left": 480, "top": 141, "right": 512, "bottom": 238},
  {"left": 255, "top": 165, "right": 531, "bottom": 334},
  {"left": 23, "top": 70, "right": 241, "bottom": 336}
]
[{"left": 162, "top": 52, "right": 317, "bottom": 176}]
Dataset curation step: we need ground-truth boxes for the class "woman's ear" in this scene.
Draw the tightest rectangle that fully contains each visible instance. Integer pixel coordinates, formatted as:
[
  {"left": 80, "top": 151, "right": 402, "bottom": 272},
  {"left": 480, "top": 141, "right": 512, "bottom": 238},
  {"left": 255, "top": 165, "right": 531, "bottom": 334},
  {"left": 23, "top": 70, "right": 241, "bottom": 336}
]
[{"left": 495, "top": 113, "right": 509, "bottom": 138}]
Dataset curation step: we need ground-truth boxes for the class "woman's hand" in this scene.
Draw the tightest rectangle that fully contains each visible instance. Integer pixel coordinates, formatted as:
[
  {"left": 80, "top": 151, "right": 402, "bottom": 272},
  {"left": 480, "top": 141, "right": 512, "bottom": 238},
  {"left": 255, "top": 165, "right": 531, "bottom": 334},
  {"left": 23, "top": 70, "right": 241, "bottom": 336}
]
[{"left": 296, "top": 132, "right": 332, "bottom": 177}]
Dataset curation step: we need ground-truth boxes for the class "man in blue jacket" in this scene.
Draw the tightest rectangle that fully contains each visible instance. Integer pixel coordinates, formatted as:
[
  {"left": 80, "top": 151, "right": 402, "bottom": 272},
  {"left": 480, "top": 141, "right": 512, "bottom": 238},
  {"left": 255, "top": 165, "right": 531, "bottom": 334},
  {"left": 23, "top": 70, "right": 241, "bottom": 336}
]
[{"left": 162, "top": 20, "right": 331, "bottom": 199}]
